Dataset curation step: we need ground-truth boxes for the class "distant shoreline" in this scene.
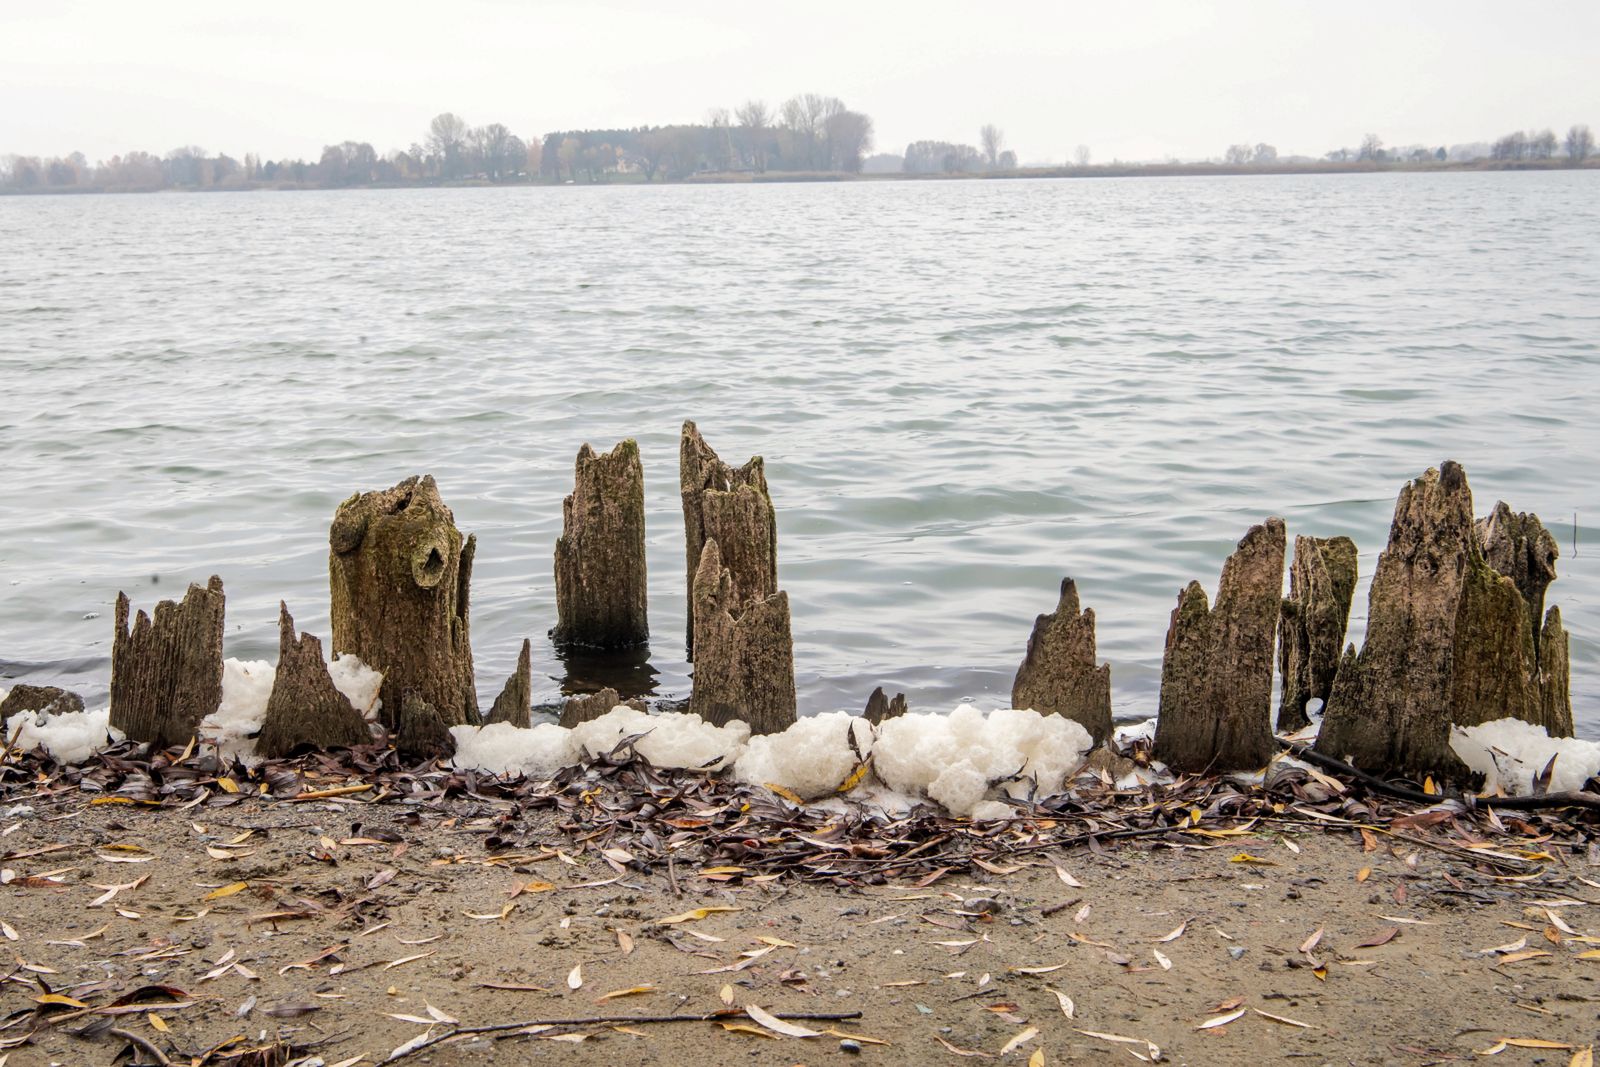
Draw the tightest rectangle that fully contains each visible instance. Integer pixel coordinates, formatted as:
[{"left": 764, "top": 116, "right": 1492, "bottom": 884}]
[{"left": 2, "top": 157, "right": 1593, "bottom": 196}]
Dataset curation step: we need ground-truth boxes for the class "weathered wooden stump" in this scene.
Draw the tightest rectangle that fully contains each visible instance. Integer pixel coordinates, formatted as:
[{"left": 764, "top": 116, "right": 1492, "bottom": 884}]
[
  {"left": 1317, "top": 462, "right": 1570, "bottom": 783},
  {"left": 1152, "top": 519, "right": 1285, "bottom": 774},
  {"left": 1540, "top": 607, "right": 1574, "bottom": 736},
  {"left": 688, "top": 539, "right": 797, "bottom": 734},
  {"left": 680, "top": 421, "right": 777, "bottom": 659},
  {"left": 863, "top": 687, "right": 908, "bottom": 725},
  {"left": 1011, "top": 577, "right": 1113, "bottom": 747},
  {"left": 560, "top": 687, "right": 646, "bottom": 728},
  {"left": 484, "top": 639, "right": 533, "bottom": 728},
  {"left": 0, "top": 685, "right": 84, "bottom": 724},
  {"left": 109, "top": 576, "right": 226, "bottom": 748},
  {"left": 329, "top": 476, "right": 478, "bottom": 732},
  {"left": 1477, "top": 501, "right": 1559, "bottom": 650},
  {"left": 1276, "top": 536, "right": 1358, "bottom": 732},
  {"left": 552, "top": 440, "right": 649, "bottom": 650},
  {"left": 257, "top": 603, "right": 371, "bottom": 758},
  {"left": 397, "top": 691, "right": 456, "bottom": 762}
]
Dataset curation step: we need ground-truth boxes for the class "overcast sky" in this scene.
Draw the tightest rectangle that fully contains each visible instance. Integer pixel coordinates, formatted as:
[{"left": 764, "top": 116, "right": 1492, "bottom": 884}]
[{"left": 4, "top": 1, "right": 1596, "bottom": 164}]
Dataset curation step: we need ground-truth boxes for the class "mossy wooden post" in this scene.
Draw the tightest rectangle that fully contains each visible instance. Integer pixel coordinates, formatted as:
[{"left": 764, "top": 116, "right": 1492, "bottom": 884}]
[
  {"left": 109, "top": 575, "right": 225, "bottom": 749},
  {"left": 553, "top": 441, "right": 649, "bottom": 650},
  {"left": 484, "top": 639, "right": 533, "bottom": 728},
  {"left": 329, "top": 475, "right": 478, "bottom": 740},
  {"left": 1276, "top": 536, "right": 1358, "bottom": 732},
  {"left": 864, "top": 687, "right": 908, "bottom": 725},
  {"left": 688, "top": 538, "right": 797, "bottom": 734},
  {"left": 258, "top": 603, "right": 371, "bottom": 758},
  {"left": 1317, "top": 462, "right": 1568, "bottom": 784},
  {"left": 1011, "top": 577, "right": 1113, "bottom": 747},
  {"left": 680, "top": 421, "right": 777, "bottom": 659},
  {"left": 1152, "top": 519, "right": 1285, "bottom": 774}
]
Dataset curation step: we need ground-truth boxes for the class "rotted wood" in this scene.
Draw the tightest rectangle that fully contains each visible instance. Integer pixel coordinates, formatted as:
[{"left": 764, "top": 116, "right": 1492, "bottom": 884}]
[
  {"left": 397, "top": 691, "right": 456, "bottom": 762},
  {"left": 552, "top": 440, "right": 649, "bottom": 650},
  {"left": 559, "top": 687, "right": 646, "bottom": 728},
  {"left": 1011, "top": 577, "right": 1113, "bottom": 747},
  {"left": 863, "top": 687, "right": 908, "bottom": 725},
  {"left": 109, "top": 575, "right": 226, "bottom": 749},
  {"left": 1276, "top": 535, "right": 1358, "bottom": 732},
  {"left": 0, "top": 685, "right": 84, "bottom": 724},
  {"left": 680, "top": 421, "right": 777, "bottom": 659},
  {"left": 257, "top": 602, "right": 371, "bottom": 758},
  {"left": 688, "top": 538, "right": 797, "bottom": 735},
  {"left": 484, "top": 639, "right": 533, "bottom": 728}
]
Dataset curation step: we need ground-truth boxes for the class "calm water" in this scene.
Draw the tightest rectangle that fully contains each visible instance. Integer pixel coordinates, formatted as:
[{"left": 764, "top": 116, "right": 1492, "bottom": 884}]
[{"left": 2, "top": 173, "right": 1597, "bottom": 729}]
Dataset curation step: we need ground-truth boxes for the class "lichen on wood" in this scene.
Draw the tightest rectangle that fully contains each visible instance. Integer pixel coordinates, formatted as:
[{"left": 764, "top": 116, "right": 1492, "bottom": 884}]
[
  {"left": 109, "top": 575, "right": 226, "bottom": 749},
  {"left": 680, "top": 421, "right": 776, "bottom": 659},
  {"left": 1010, "top": 577, "right": 1113, "bottom": 747},
  {"left": 257, "top": 603, "right": 371, "bottom": 759},
  {"left": 863, "top": 687, "right": 908, "bottom": 725},
  {"left": 1276, "top": 536, "right": 1358, "bottom": 732},
  {"left": 329, "top": 475, "right": 478, "bottom": 732},
  {"left": 552, "top": 440, "right": 649, "bottom": 650},
  {"left": 484, "top": 639, "right": 533, "bottom": 728},
  {"left": 688, "top": 538, "right": 796, "bottom": 735},
  {"left": 1152, "top": 519, "right": 1285, "bottom": 774}
]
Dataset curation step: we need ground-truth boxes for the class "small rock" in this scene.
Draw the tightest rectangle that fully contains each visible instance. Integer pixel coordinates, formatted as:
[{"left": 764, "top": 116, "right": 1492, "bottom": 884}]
[
  {"left": 840, "top": 1039, "right": 862, "bottom": 1054},
  {"left": 1229, "top": 946, "right": 1246, "bottom": 960}
]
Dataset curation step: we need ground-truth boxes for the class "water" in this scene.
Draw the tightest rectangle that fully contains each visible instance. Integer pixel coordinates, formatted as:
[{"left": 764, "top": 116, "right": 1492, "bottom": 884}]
[{"left": 2, "top": 172, "right": 1597, "bottom": 730}]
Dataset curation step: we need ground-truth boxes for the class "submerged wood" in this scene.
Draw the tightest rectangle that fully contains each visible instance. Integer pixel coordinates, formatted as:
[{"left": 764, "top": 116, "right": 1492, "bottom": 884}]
[
  {"left": 257, "top": 603, "right": 371, "bottom": 758},
  {"left": 397, "top": 691, "right": 456, "bottom": 761},
  {"left": 559, "top": 687, "right": 646, "bottom": 728},
  {"left": 552, "top": 440, "right": 649, "bottom": 650},
  {"left": 688, "top": 539, "right": 797, "bottom": 735},
  {"left": 863, "top": 687, "right": 908, "bottom": 725},
  {"left": 1152, "top": 519, "right": 1285, "bottom": 774},
  {"left": 679, "top": 421, "right": 776, "bottom": 659},
  {"left": 484, "top": 639, "right": 533, "bottom": 728},
  {"left": 1317, "top": 462, "right": 1569, "bottom": 784},
  {"left": 1011, "top": 577, "right": 1113, "bottom": 747},
  {"left": 1276, "top": 536, "right": 1358, "bottom": 732},
  {"left": 109, "top": 575, "right": 226, "bottom": 749},
  {"left": 1476, "top": 501, "right": 1559, "bottom": 651},
  {"left": 329, "top": 475, "right": 478, "bottom": 732},
  {"left": 0, "top": 685, "right": 84, "bottom": 723}
]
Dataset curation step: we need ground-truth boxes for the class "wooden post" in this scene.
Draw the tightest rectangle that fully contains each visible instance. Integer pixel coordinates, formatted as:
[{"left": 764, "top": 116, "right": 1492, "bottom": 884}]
[
  {"left": 257, "top": 603, "right": 371, "bottom": 758},
  {"left": 1477, "top": 501, "right": 1559, "bottom": 651},
  {"left": 109, "top": 575, "right": 226, "bottom": 749},
  {"left": 863, "top": 687, "right": 908, "bottom": 724},
  {"left": 484, "top": 639, "right": 533, "bottom": 728},
  {"left": 1011, "top": 577, "right": 1113, "bottom": 747},
  {"left": 1276, "top": 536, "right": 1358, "bottom": 732},
  {"left": 559, "top": 687, "right": 644, "bottom": 728},
  {"left": 680, "top": 421, "right": 776, "bottom": 659},
  {"left": 397, "top": 692, "right": 456, "bottom": 762},
  {"left": 1152, "top": 520, "right": 1285, "bottom": 774},
  {"left": 553, "top": 441, "right": 649, "bottom": 650},
  {"left": 0, "top": 686, "right": 83, "bottom": 724},
  {"left": 329, "top": 476, "right": 478, "bottom": 732},
  {"left": 688, "top": 539, "right": 797, "bottom": 735}
]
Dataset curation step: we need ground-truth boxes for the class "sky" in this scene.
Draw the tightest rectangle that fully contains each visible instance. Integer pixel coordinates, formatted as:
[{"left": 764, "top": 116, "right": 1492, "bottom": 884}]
[{"left": 3, "top": 0, "right": 1597, "bottom": 165}]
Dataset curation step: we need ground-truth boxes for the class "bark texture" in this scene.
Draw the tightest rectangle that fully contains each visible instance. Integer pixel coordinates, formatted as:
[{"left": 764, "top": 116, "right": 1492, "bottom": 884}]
[
  {"left": 688, "top": 539, "right": 797, "bottom": 735},
  {"left": 1540, "top": 607, "right": 1574, "bottom": 737},
  {"left": 1011, "top": 577, "right": 1113, "bottom": 746},
  {"left": 1276, "top": 536, "right": 1358, "bottom": 732},
  {"left": 257, "top": 603, "right": 371, "bottom": 758},
  {"left": 0, "top": 685, "right": 84, "bottom": 723},
  {"left": 552, "top": 440, "right": 649, "bottom": 649},
  {"left": 484, "top": 639, "right": 533, "bottom": 728},
  {"left": 397, "top": 691, "right": 456, "bottom": 762},
  {"left": 1316, "top": 462, "right": 1570, "bottom": 784},
  {"left": 680, "top": 421, "right": 776, "bottom": 659},
  {"left": 1477, "top": 501, "right": 1559, "bottom": 651},
  {"left": 329, "top": 476, "right": 478, "bottom": 731},
  {"left": 863, "top": 687, "right": 908, "bottom": 725},
  {"left": 109, "top": 576, "right": 226, "bottom": 748},
  {"left": 559, "top": 687, "right": 646, "bottom": 728},
  {"left": 1152, "top": 519, "right": 1286, "bottom": 774}
]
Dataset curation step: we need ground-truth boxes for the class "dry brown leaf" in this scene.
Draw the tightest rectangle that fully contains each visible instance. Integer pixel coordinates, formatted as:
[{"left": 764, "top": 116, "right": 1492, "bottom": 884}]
[
  {"left": 744, "top": 1004, "right": 821, "bottom": 1038},
  {"left": 1000, "top": 1027, "right": 1039, "bottom": 1056},
  {"left": 1355, "top": 927, "right": 1399, "bottom": 948},
  {"left": 933, "top": 1034, "right": 992, "bottom": 1058},
  {"left": 1055, "top": 866, "right": 1082, "bottom": 888},
  {"left": 1198, "top": 1007, "right": 1247, "bottom": 1030},
  {"left": 1299, "top": 927, "right": 1324, "bottom": 955},
  {"left": 1047, "top": 988, "right": 1074, "bottom": 1019},
  {"left": 1254, "top": 1008, "right": 1314, "bottom": 1029}
]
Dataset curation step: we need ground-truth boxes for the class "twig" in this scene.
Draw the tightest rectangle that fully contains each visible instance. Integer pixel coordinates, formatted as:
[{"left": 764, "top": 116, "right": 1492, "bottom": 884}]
[
  {"left": 1278, "top": 739, "right": 1600, "bottom": 812},
  {"left": 666, "top": 851, "right": 682, "bottom": 897},
  {"left": 386, "top": 1009, "right": 863, "bottom": 1061},
  {"left": 108, "top": 1027, "right": 172, "bottom": 1066}
]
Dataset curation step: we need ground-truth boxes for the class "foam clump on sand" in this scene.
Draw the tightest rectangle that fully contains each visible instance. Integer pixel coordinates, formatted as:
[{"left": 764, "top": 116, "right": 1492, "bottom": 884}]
[
  {"left": 735, "top": 712, "right": 875, "bottom": 800},
  {"left": 451, "top": 722, "right": 579, "bottom": 779},
  {"left": 6, "top": 706, "right": 121, "bottom": 764},
  {"left": 570, "top": 705, "right": 749, "bottom": 771},
  {"left": 873, "top": 705, "right": 1094, "bottom": 817},
  {"left": 1450, "top": 719, "right": 1600, "bottom": 796}
]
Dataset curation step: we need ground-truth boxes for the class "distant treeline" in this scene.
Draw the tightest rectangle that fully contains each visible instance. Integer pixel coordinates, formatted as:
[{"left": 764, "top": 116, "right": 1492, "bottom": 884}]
[{"left": 1, "top": 105, "right": 1594, "bottom": 194}]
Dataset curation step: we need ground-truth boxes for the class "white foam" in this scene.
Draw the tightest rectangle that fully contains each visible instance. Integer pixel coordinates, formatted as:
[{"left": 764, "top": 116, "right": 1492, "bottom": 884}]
[
  {"left": 199, "top": 655, "right": 383, "bottom": 764},
  {"left": 450, "top": 721, "right": 579, "bottom": 780},
  {"left": 328, "top": 655, "right": 384, "bottom": 721},
  {"left": 1114, "top": 717, "right": 1157, "bottom": 746},
  {"left": 735, "top": 712, "right": 874, "bottom": 800},
  {"left": 1450, "top": 719, "right": 1600, "bottom": 796},
  {"left": 569, "top": 705, "right": 749, "bottom": 771},
  {"left": 873, "top": 705, "right": 1094, "bottom": 817},
  {"left": 6, "top": 706, "right": 121, "bottom": 764}
]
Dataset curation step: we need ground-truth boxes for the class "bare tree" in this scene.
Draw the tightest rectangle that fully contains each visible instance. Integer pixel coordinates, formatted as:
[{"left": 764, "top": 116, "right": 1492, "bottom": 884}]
[
  {"left": 1567, "top": 124, "right": 1595, "bottom": 164},
  {"left": 428, "top": 113, "right": 469, "bottom": 178},
  {"left": 706, "top": 108, "right": 734, "bottom": 171},
  {"left": 825, "top": 109, "right": 874, "bottom": 172},
  {"left": 997, "top": 149, "right": 1017, "bottom": 170},
  {"left": 1223, "top": 143, "right": 1252, "bottom": 165},
  {"left": 1529, "top": 128, "right": 1559, "bottom": 160},
  {"left": 980, "top": 124, "right": 1004, "bottom": 168},
  {"left": 1358, "top": 133, "right": 1384, "bottom": 161},
  {"left": 1252, "top": 143, "right": 1277, "bottom": 164},
  {"left": 735, "top": 99, "right": 771, "bottom": 171},
  {"left": 780, "top": 93, "right": 831, "bottom": 168},
  {"left": 1073, "top": 144, "right": 1091, "bottom": 167}
]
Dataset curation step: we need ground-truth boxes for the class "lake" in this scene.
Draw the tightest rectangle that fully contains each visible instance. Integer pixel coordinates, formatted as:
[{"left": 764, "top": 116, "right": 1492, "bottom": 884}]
[{"left": 2, "top": 172, "right": 1596, "bottom": 729}]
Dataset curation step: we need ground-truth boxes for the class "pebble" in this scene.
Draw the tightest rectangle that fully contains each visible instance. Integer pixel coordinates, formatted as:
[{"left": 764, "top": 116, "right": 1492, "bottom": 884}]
[
  {"left": 1229, "top": 946, "right": 1246, "bottom": 960},
  {"left": 840, "top": 1039, "right": 862, "bottom": 1054}
]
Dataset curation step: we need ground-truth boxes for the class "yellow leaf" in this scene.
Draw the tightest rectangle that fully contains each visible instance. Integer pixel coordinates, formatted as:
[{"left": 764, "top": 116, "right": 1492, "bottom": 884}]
[
  {"left": 658, "top": 906, "right": 742, "bottom": 925},
  {"left": 1312, "top": 966, "right": 1327, "bottom": 981},
  {"left": 1000, "top": 1026, "right": 1039, "bottom": 1055},
  {"left": 1228, "top": 853, "right": 1277, "bottom": 865},
  {"left": 1499, "top": 950, "right": 1553, "bottom": 964},
  {"left": 1356, "top": 867, "right": 1371, "bottom": 882},
  {"left": 1502, "top": 1038, "right": 1573, "bottom": 1049},
  {"left": 719, "top": 1022, "right": 776, "bottom": 1038},
  {"left": 764, "top": 783, "right": 806, "bottom": 805},
  {"left": 1029, "top": 1050, "right": 1045, "bottom": 1067},
  {"left": 836, "top": 760, "right": 871, "bottom": 794},
  {"left": 147, "top": 1012, "right": 169, "bottom": 1032},
  {"left": 1574, "top": 950, "right": 1600, "bottom": 960},
  {"left": 720, "top": 984, "right": 735, "bottom": 1006},
  {"left": 595, "top": 985, "right": 654, "bottom": 1001},
  {"left": 35, "top": 994, "right": 88, "bottom": 1008},
  {"left": 1423, "top": 776, "right": 1437, "bottom": 795},
  {"left": 202, "top": 881, "right": 248, "bottom": 901},
  {"left": 1570, "top": 1047, "right": 1594, "bottom": 1067},
  {"left": 756, "top": 936, "right": 796, "bottom": 948},
  {"left": 216, "top": 777, "right": 240, "bottom": 794},
  {"left": 698, "top": 866, "right": 747, "bottom": 876}
]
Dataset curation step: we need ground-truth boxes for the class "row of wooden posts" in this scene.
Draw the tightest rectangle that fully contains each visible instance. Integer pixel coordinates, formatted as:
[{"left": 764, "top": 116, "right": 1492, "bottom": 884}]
[{"left": 15, "top": 426, "right": 1570, "bottom": 789}]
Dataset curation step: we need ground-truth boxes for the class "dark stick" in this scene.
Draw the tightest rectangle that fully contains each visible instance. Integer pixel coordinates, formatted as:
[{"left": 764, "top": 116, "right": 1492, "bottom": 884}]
[{"left": 108, "top": 1028, "right": 172, "bottom": 1066}]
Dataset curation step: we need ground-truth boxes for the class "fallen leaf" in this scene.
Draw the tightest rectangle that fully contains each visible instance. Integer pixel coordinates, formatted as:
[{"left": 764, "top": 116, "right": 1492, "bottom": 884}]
[
  {"left": 383, "top": 952, "right": 434, "bottom": 970},
  {"left": 1299, "top": 927, "right": 1324, "bottom": 954},
  {"left": 1356, "top": 867, "right": 1371, "bottom": 883},
  {"left": 1047, "top": 988, "right": 1074, "bottom": 1019},
  {"left": 1356, "top": 927, "right": 1400, "bottom": 948},
  {"left": 567, "top": 963, "right": 583, "bottom": 990},
  {"left": 658, "top": 906, "right": 741, "bottom": 925},
  {"left": 1156, "top": 922, "right": 1187, "bottom": 942},
  {"left": 1153, "top": 949, "right": 1172, "bottom": 970},
  {"left": 1197, "top": 1007, "right": 1247, "bottom": 1029},
  {"left": 1254, "top": 1008, "right": 1314, "bottom": 1028},
  {"left": 1055, "top": 867, "right": 1083, "bottom": 888},
  {"left": 202, "top": 881, "right": 248, "bottom": 901},
  {"left": 745, "top": 1003, "right": 821, "bottom": 1038},
  {"left": 596, "top": 985, "right": 654, "bottom": 1001},
  {"left": 1499, "top": 950, "right": 1553, "bottom": 964},
  {"left": 1228, "top": 853, "right": 1277, "bottom": 866},
  {"left": 1010, "top": 963, "right": 1067, "bottom": 975},
  {"left": 933, "top": 1034, "right": 992, "bottom": 1057},
  {"left": 1000, "top": 1027, "right": 1039, "bottom": 1056}
]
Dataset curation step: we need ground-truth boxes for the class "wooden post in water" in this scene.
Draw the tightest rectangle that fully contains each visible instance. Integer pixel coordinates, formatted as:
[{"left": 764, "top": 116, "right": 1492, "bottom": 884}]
[
  {"left": 688, "top": 538, "right": 797, "bottom": 734},
  {"left": 109, "top": 575, "right": 226, "bottom": 749},
  {"left": 680, "top": 421, "right": 776, "bottom": 659},
  {"left": 1011, "top": 577, "right": 1113, "bottom": 747},
  {"left": 1276, "top": 536, "right": 1358, "bottom": 732},
  {"left": 863, "top": 687, "right": 908, "bottom": 724},
  {"left": 328, "top": 475, "right": 478, "bottom": 749},
  {"left": 552, "top": 440, "right": 649, "bottom": 650},
  {"left": 258, "top": 603, "right": 371, "bottom": 758}
]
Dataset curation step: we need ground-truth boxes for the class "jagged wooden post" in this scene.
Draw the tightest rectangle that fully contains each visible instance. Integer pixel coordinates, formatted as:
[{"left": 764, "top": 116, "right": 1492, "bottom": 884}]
[
  {"left": 1152, "top": 520, "right": 1285, "bottom": 774},
  {"left": 397, "top": 692, "right": 456, "bottom": 762},
  {"left": 1477, "top": 502, "right": 1559, "bottom": 651},
  {"left": 1541, "top": 608, "right": 1573, "bottom": 735},
  {"left": 552, "top": 441, "right": 649, "bottom": 650},
  {"left": 680, "top": 421, "right": 777, "bottom": 659},
  {"left": 1318, "top": 462, "right": 1570, "bottom": 784},
  {"left": 0, "top": 686, "right": 84, "bottom": 724},
  {"left": 688, "top": 539, "right": 797, "bottom": 734},
  {"left": 329, "top": 476, "right": 478, "bottom": 738},
  {"left": 109, "top": 576, "right": 226, "bottom": 749},
  {"left": 485, "top": 639, "right": 533, "bottom": 728},
  {"left": 258, "top": 603, "right": 371, "bottom": 758},
  {"left": 559, "top": 687, "right": 644, "bottom": 728},
  {"left": 1277, "top": 536, "right": 1358, "bottom": 732},
  {"left": 863, "top": 687, "right": 908, "bottom": 725},
  {"left": 1011, "top": 577, "right": 1113, "bottom": 747}
]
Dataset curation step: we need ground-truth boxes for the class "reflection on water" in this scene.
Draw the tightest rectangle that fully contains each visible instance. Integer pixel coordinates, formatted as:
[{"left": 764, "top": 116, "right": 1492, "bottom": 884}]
[{"left": 551, "top": 643, "right": 660, "bottom": 702}]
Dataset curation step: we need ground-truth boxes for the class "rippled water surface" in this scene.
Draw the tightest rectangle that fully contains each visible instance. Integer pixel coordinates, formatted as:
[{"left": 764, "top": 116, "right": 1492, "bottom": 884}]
[{"left": 3, "top": 173, "right": 1597, "bottom": 728}]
